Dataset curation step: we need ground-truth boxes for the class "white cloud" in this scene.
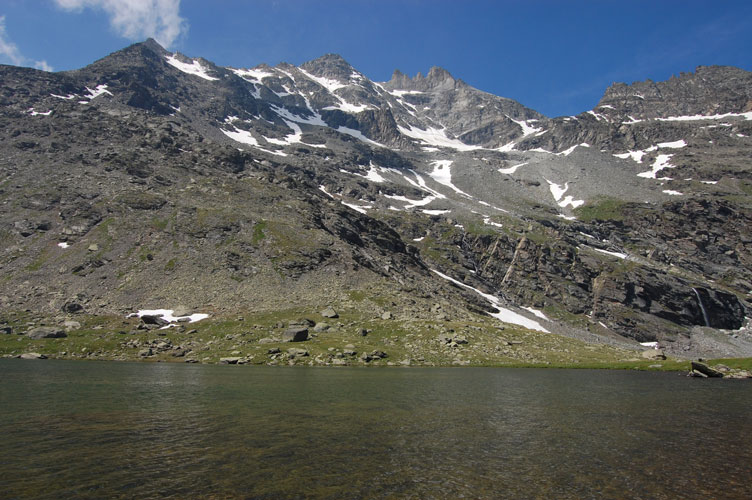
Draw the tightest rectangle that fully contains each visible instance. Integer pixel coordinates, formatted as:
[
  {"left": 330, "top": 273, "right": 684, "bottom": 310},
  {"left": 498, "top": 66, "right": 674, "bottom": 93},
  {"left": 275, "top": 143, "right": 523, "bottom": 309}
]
[
  {"left": 0, "top": 15, "right": 24, "bottom": 65},
  {"left": 34, "top": 60, "right": 54, "bottom": 72},
  {"left": 54, "top": 0, "right": 188, "bottom": 48},
  {"left": 0, "top": 16, "right": 54, "bottom": 71}
]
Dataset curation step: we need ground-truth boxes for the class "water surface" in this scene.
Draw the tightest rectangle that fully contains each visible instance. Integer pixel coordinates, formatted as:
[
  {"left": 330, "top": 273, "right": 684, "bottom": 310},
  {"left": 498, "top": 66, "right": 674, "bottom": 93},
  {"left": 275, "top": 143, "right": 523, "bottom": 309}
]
[{"left": 1, "top": 360, "right": 750, "bottom": 499}]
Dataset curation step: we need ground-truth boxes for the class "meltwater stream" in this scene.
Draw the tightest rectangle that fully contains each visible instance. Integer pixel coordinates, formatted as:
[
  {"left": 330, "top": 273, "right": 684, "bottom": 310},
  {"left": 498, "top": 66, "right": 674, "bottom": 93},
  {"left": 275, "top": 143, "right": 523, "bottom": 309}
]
[{"left": 1, "top": 360, "right": 751, "bottom": 499}]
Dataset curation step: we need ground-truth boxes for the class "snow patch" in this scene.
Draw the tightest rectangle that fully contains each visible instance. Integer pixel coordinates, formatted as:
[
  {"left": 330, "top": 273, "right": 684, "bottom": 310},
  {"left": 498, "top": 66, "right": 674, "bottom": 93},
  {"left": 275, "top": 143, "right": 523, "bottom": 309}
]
[
  {"left": 637, "top": 154, "right": 674, "bottom": 179},
  {"left": 657, "top": 139, "right": 687, "bottom": 148},
  {"left": 165, "top": 55, "right": 219, "bottom": 81},
  {"left": 545, "top": 180, "right": 584, "bottom": 209},
  {"left": 588, "top": 247, "right": 627, "bottom": 259},
  {"left": 298, "top": 68, "right": 347, "bottom": 92},
  {"left": 57, "top": 242, "right": 69, "bottom": 249},
  {"left": 398, "top": 125, "right": 481, "bottom": 151},
  {"left": 428, "top": 160, "right": 469, "bottom": 196},
  {"left": 336, "top": 126, "right": 385, "bottom": 147},
  {"left": 498, "top": 162, "right": 527, "bottom": 174},
  {"left": 662, "top": 190, "right": 683, "bottom": 196},
  {"left": 422, "top": 209, "right": 451, "bottom": 215},
  {"left": 432, "top": 270, "right": 549, "bottom": 332},
  {"left": 129, "top": 309, "right": 210, "bottom": 327}
]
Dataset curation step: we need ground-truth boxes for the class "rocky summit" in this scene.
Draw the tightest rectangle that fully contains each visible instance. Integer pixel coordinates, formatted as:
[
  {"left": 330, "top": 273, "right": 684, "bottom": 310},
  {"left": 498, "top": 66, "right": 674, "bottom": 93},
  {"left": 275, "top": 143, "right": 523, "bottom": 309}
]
[{"left": 1, "top": 39, "right": 751, "bottom": 364}]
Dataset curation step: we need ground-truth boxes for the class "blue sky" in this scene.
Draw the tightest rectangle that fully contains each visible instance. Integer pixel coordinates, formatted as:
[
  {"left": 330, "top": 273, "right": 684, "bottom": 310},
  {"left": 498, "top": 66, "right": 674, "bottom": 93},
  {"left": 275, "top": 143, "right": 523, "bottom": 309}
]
[{"left": 1, "top": 0, "right": 751, "bottom": 117}]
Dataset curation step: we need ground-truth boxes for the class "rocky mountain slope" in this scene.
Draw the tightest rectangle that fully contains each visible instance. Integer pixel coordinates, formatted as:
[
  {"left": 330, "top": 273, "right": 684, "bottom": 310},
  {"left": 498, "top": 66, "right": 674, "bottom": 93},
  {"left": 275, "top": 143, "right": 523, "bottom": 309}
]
[{"left": 1, "top": 39, "right": 751, "bottom": 361}]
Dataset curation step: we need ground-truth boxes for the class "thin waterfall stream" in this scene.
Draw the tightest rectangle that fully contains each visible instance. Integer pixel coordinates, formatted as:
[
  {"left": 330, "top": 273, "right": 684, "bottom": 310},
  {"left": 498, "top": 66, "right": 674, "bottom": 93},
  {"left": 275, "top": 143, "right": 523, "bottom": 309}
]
[{"left": 692, "top": 287, "right": 711, "bottom": 327}]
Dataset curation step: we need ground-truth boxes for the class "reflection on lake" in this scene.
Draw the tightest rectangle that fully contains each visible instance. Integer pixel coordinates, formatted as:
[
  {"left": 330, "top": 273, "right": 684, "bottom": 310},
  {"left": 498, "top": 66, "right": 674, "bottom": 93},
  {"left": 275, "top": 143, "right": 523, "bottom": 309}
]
[{"left": 1, "top": 360, "right": 751, "bottom": 499}]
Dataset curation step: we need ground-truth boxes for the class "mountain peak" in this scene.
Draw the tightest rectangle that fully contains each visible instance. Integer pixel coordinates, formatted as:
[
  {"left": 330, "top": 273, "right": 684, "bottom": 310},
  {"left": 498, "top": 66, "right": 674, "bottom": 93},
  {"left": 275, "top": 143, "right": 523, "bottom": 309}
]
[
  {"left": 300, "top": 53, "right": 355, "bottom": 80},
  {"left": 386, "top": 65, "right": 459, "bottom": 91}
]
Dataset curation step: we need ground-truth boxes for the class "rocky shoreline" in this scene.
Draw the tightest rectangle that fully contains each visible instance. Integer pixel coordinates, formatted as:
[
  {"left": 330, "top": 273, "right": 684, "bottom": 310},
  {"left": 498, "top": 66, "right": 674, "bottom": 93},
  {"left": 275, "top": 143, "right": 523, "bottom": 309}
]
[{"left": 2, "top": 307, "right": 750, "bottom": 378}]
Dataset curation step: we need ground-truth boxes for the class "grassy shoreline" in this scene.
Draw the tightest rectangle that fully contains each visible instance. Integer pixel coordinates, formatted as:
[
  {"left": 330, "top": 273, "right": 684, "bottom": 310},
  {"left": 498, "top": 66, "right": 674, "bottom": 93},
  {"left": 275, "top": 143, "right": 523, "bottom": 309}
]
[{"left": 2, "top": 310, "right": 750, "bottom": 374}]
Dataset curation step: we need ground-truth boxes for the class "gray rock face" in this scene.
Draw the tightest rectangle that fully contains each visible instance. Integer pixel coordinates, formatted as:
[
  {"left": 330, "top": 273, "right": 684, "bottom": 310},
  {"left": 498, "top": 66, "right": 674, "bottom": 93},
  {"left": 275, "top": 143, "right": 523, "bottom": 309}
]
[{"left": 26, "top": 327, "right": 67, "bottom": 339}]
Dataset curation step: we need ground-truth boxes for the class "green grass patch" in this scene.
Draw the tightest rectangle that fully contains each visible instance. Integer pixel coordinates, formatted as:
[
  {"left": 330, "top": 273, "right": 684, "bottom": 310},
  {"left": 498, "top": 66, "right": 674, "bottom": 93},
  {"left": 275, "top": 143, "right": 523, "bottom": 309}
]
[
  {"left": 575, "top": 197, "right": 627, "bottom": 222},
  {"left": 252, "top": 220, "right": 267, "bottom": 244}
]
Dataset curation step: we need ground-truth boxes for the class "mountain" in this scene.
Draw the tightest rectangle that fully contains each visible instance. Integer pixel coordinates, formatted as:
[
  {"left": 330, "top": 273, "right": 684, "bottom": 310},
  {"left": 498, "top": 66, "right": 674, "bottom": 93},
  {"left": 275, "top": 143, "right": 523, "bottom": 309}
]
[{"left": 1, "top": 39, "right": 751, "bottom": 364}]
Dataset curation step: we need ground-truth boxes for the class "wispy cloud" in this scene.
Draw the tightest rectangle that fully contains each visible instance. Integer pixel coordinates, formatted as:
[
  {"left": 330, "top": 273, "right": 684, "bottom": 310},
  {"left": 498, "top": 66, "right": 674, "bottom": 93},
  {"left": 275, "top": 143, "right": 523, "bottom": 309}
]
[
  {"left": 0, "top": 15, "right": 53, "bottom": 71},
  {"left": 53, "top": 0, "right": 188, "bottom": 48},
  {"left": 0, "top": 15, "right": 24, "bottom": 65}
]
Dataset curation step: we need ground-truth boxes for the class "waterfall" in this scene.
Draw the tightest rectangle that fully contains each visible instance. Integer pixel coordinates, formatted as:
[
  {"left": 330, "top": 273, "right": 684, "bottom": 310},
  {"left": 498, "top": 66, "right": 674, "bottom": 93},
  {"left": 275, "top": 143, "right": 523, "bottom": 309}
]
[{"left": 692, "top": 287, "right": 710, "bottom": 327}]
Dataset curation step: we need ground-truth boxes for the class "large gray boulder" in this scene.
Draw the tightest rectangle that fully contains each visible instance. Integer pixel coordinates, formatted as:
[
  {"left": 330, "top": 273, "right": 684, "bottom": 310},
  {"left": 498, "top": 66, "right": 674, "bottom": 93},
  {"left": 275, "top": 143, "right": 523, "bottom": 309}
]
[
  {"left": 26, "top": 327, "right": 67, "bottom": 339},
  {"left": 282, "top": 326, "right": 309, "bottom": 342}
]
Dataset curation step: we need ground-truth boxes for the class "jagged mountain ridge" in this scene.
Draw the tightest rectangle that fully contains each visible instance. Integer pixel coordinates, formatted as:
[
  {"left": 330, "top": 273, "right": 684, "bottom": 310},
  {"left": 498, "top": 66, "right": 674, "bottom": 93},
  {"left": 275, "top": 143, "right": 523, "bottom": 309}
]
[{"left": 2, "top": 39, "right": 751, "bottom": 359}]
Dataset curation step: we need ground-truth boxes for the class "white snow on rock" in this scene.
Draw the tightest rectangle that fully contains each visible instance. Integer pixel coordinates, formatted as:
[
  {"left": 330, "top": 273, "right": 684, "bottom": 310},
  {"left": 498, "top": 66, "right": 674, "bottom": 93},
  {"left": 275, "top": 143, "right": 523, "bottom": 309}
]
[
  {"left": 614, "top": 150, "right": 647, "bottom": 163},
  {"left": 510, "top": 118, "right": 542, "bottom": 137},
  {"left": 398, "top": 125, "right": 481, "bottom": 151},
  {"left": 28, "top": 108, "right": 53, "bottom": 116},
  {"left": 323, "top": 100, "right": 371, "bottom": 113},
  {"left": 432, "top": 270, "right": 549, "bottom": 332},
  {"left": 78, "top": 84, "right": 113, "bottom": 103},
  {"left": 222, "top": 123, "right": 287, "bottom": 157},
  {"left": 587, "top": 246, "right": 627, "bottom": 259},
  {"left": 498, "top": 162, "right": 527, "bottom": 174},
  {"left": 57, "top": 242, "right": 69, "bottom": 248},
  {"left": 404, "top": 170, "right": 446, "bottom": 200},
  {"left": 422, "top": 209, "right": 451, "bottom": 215},
  {"left": 389, "top": 89, "right": 424, "bottom": 97},
  {"left": 523, "top": 307, "right": 549, "bottom": 320},
  {"left": 165, "top": 54, "right": 219, "bottom": 81},
  {"left": 271, "top": 104, "right": 328, "bottom": 127},
  {"left": 231, "top": 67, "right": 275, "bottom": 83},
  {"left": 428, "top": 160, "right": 470, "bottom": 196},
  {"left": 656, "top": 111, "right": 752, "bottom": 122},
  {"left": 130, "top": 309, "right": 210, "bottom": 326},
  {"left": 663, "top": 189, "right": 683, "bottom": 196},
  {"left": 412, "top": 236, "right": 425, "bottom": 242},
  {"left": 545, "top": 180, "right": 584, "bottom": 209},
  {"left": 637, "top": 154, "right": 674, "bottom": 179},
  {"left": 640, "top": 341, "right": 659, "bottom": 349},
  {"left": 700, "top": 180, "right": 718, "bottom": 185},
  {"left": 341, "top": 201, "right": 372, "bottom": 214},
  {"left": 298, "top": 67, "right": 347, "bottom": 92},
  {"left": 657, "top": 139, "right": 687, "bottom": 148},
  {"left": 336, "top": 126, "right": 385, "bottom": 147},
  {"left": 319, "top": 185, "right": 336, "bottom": 198},
  {"left": 264, "top": 120, "right": 303, "bottom": 146},
  {"left": 51, "top": 93, "right": 76, "bottom": 100},
  {"left": 383, "top": 193, "right": 437, "bottom": 210},
  {"left": 483, "top": 217, "right": 503, "bottom": 228},
  {"left": 557, "top": 143, "right": 590, "bottom": 156}
]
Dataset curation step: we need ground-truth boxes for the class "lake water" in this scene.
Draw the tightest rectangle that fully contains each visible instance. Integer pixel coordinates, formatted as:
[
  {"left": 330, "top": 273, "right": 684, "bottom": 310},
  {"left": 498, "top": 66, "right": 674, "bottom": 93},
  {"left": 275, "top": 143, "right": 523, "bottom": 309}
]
[{"left": 1, "top": 360, "right": 751, "bottom": 499}]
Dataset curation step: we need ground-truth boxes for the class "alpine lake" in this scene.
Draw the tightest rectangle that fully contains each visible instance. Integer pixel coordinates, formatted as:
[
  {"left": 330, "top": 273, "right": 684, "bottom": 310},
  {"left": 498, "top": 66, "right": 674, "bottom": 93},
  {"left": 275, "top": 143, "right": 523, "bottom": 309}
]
[{"left": 1, "top": 359, "right": 751, "bottom": 499}]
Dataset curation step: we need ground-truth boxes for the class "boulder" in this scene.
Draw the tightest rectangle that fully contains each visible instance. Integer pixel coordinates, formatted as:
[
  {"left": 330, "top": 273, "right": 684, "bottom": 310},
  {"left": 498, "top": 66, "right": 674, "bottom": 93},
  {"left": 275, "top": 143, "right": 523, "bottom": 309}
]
[
  {"left": 26, "top": 327, "right": 67, "bottom": 339},
  {"left": 20, "top": 352, "right": 47, "bottom": 360},
  {"left": 63, "top": 320, "right": 81, "bottom": 331},
  {"left": 381, "top": 311, "right": 392, "bottom": 320},
  {"left": 172, "top": 306, "right": 191, "bottom": 317},
  {"left": 220, "top": 357, "right": 241, "bottom": 364},
  {"left": 691, "top": 361, "right": 724, "bottom": 378},
  {"left": 641, "top": 349, "right": 666, "bottom": 360},
  {"left": 1, "top": 326, "right": 12, "bottom": 335},
  {"left": 320, "top": 307, "right": 339, "bottom": 318},
  {"left": 287, "top": 348, "right": 309, "bottom": 358},
  {"left": 313, "top": 322, "right": 330, "bottom": 332},
  {"left": 61, "top": 302, "right": 84, "bottom": 314},
  {"left": 282, "top": 326, "right": 309, "bottom": 342},
  {"left": 141, "top": 315, "right": 169, "bottom": 326}
]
